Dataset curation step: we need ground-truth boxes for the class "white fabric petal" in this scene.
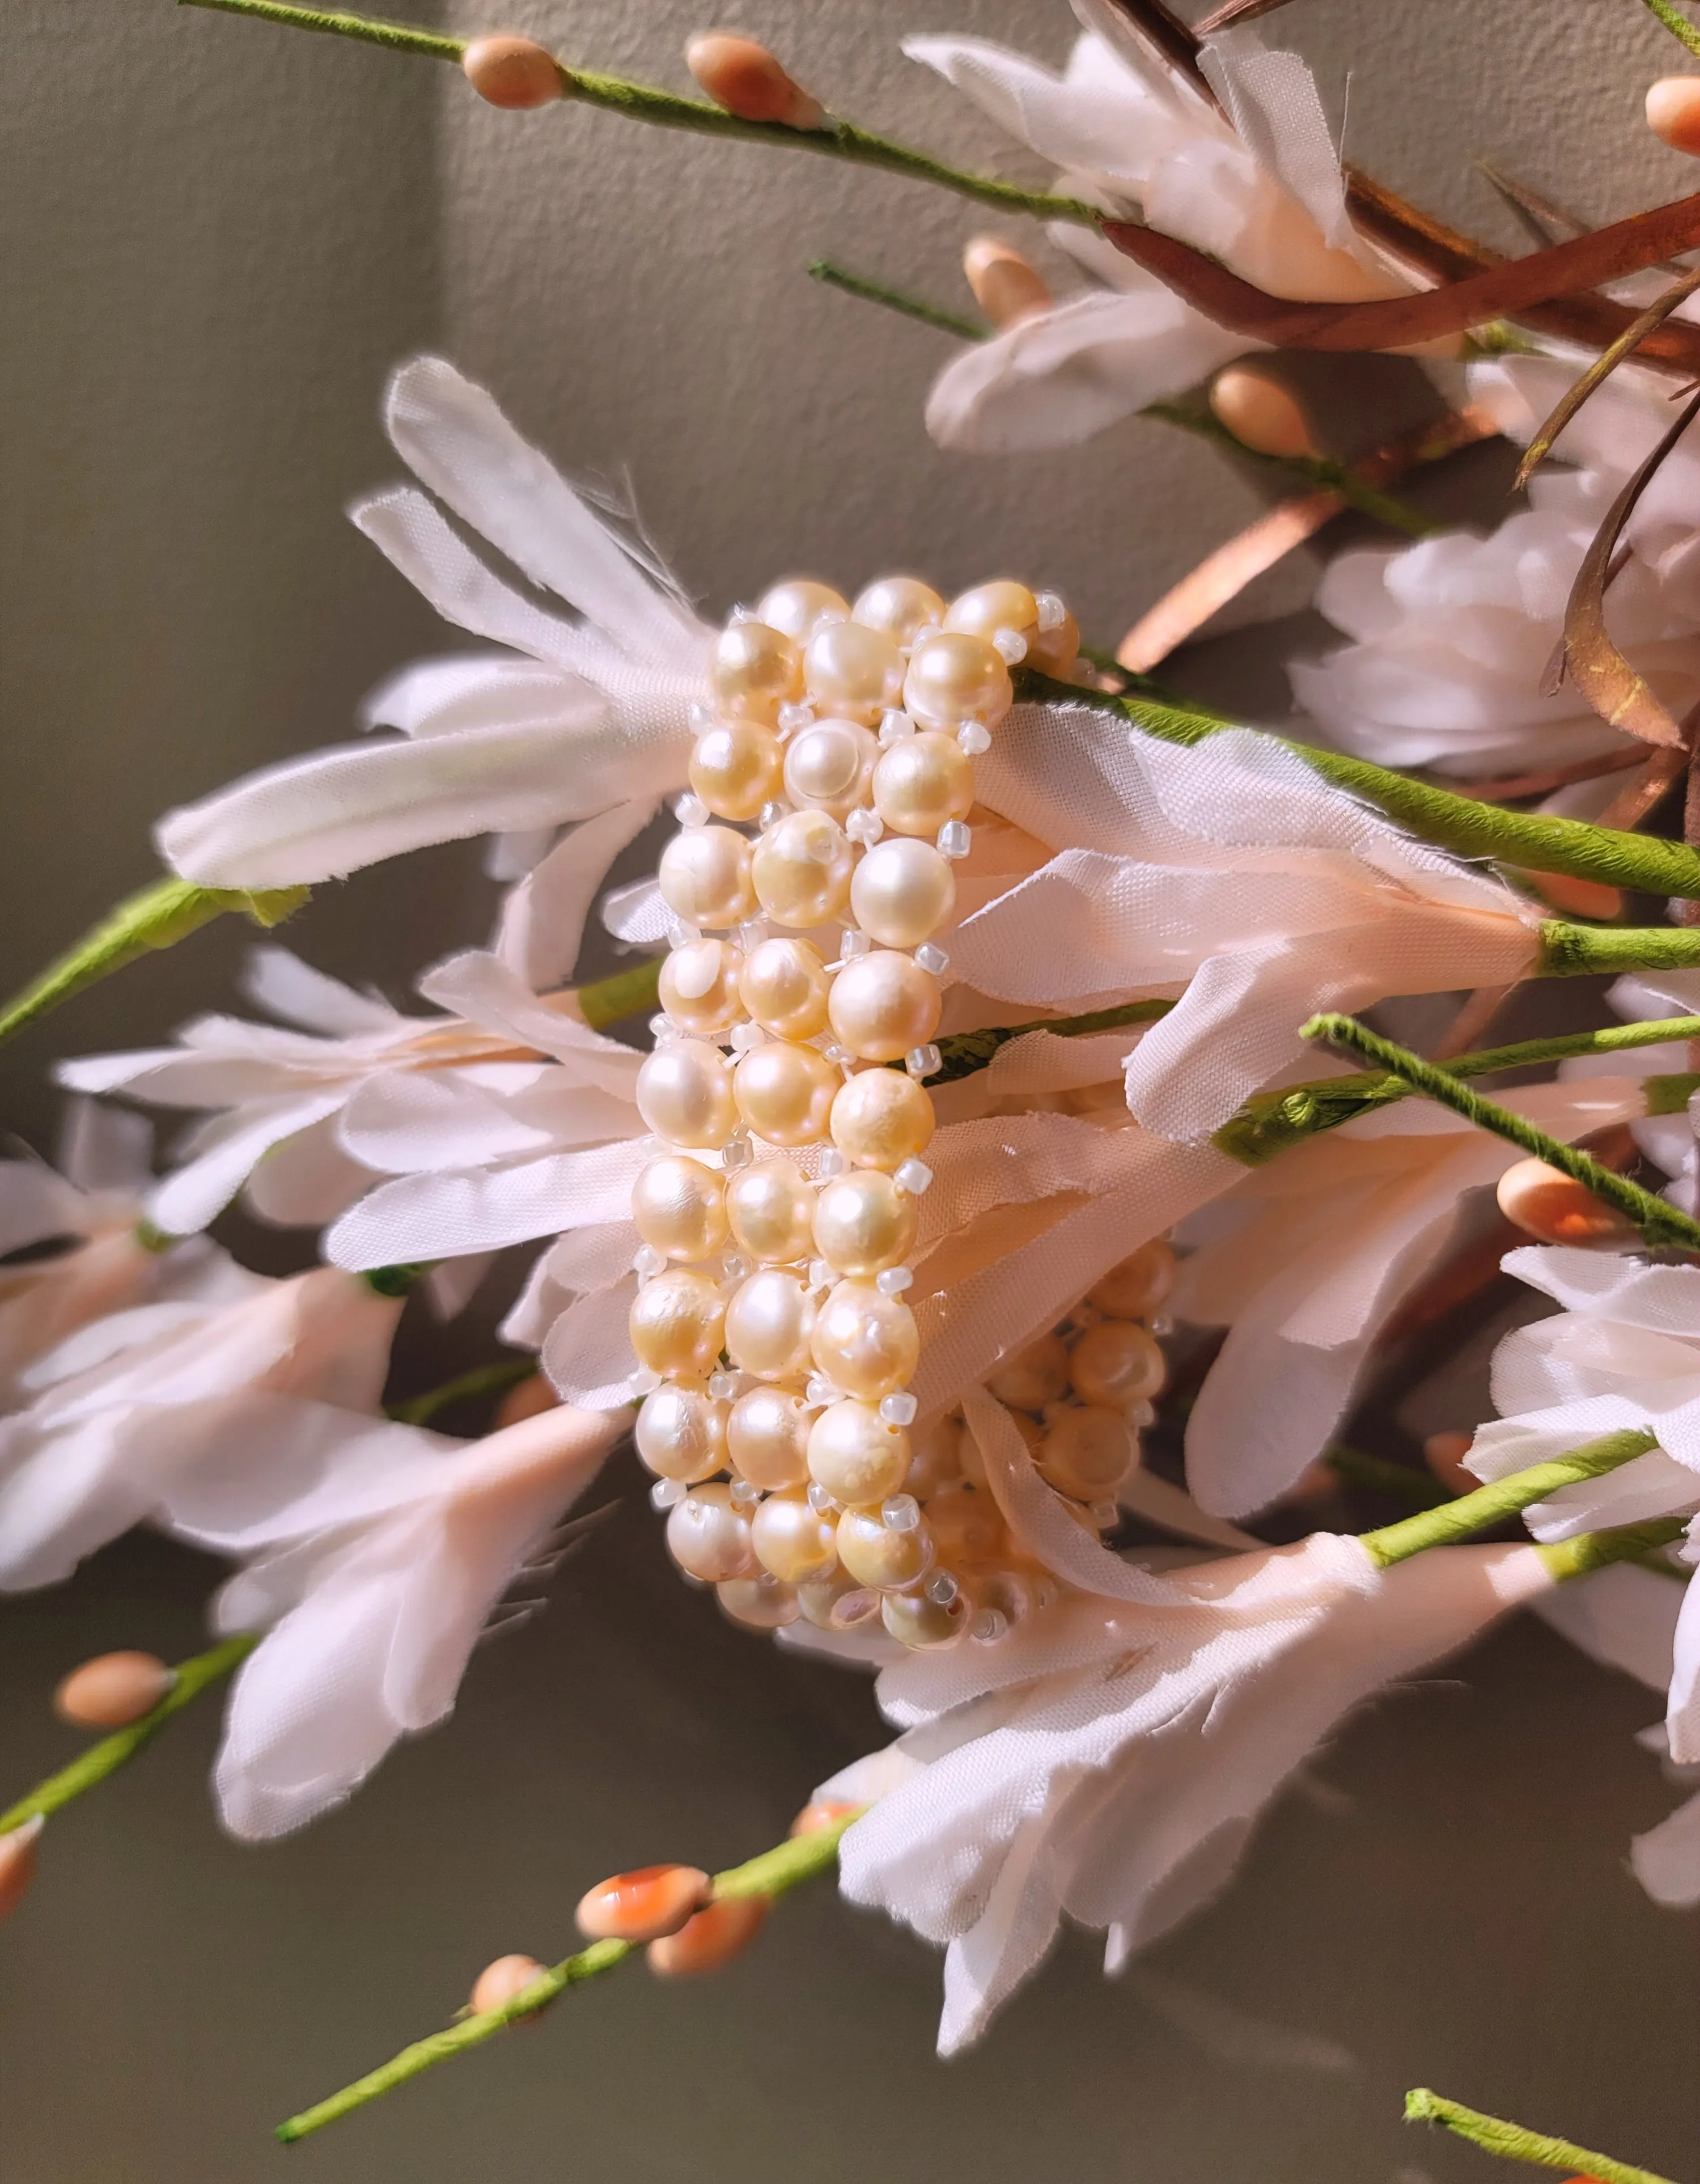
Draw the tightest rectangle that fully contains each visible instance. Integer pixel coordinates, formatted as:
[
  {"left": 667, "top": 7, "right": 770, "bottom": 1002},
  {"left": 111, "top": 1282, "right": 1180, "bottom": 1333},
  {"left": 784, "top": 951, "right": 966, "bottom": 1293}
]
[
  {"left": 495, "top": 797, "right": 658, "bottom": 990},
  {"left": 1631, "top": 1788, "right": 1700, "bottom": 1907},
  {"left": 324, "top": 1137, "right": 652, "bottom": 1266}
]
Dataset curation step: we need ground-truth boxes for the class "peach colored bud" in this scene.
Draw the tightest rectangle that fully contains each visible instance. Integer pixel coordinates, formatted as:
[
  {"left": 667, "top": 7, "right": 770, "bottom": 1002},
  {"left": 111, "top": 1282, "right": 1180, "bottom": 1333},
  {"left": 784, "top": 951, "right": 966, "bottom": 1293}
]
[
  {"left": 1510, "top": 865, "right": 1623, "bottom": 922},
  {"left": 646, "top": 1891, "right": 768, "bottom": 1977},
  {"left": 575, "top": 1863, "right": 711, "bottom": 1944},
  {"left": 1423, "top": 1430, "right": 1477, "bottom": 1497},
  {"left": 0, "top": 1818, "right": 41, "bottom": 1921},
  {"left": 1208, "top": 365, "right": 1316, "bottom": 461},
  {"left": 462, "top": 35, "right": 564, "bottom": 109},
  {"left": 1495, "top": 1157, "right": 1637, "bottom": 1246},
  {"left": 54, "top": 1650, "right": 172, "bottom": 1729},
  {"left": 470, "top": 1953, "right": 548, "bottom": 2017},
  {"left": 685, "top": 32, "right": 824, "bottom": 130},
  {"left": 494, "top": 1374, "right": 559, "bottom": 1430},
  {"left": 962, "top": 237, "right": 1052, "bottom": 328},
  {"left": 1648, "top": 76, "right": 1700, "bottom": 154},
  {"left": 788, "top": 1798, "right": 859, "bottom": 1838}
]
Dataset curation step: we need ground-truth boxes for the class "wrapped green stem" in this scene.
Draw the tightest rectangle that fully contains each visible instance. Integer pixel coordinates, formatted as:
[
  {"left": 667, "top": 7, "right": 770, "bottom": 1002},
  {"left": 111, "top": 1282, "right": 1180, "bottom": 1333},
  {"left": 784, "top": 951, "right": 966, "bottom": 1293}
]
[
  {"left": 1359, "top": 1429, "right": 1657, "bottom": 1567},
  {"left": 1405, "top": 2087, "right": 1681, "bottom": 2184}
]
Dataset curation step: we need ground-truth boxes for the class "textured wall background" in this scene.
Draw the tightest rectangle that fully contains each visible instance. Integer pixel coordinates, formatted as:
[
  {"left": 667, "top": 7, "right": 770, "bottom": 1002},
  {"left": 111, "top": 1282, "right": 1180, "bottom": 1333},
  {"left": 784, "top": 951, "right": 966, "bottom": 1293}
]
[{"left": 2, "top": 3, "right": 1698, "bottom": 2179}]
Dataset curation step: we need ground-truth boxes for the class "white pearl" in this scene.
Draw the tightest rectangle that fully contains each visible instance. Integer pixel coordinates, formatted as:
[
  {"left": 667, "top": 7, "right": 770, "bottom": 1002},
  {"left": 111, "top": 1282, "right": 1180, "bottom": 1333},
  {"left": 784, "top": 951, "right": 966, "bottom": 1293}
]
[
  {"left": 636, "top": 1042, "right": 736, "bottom": 1150},
  {"left": 751, "top": 809, "right": 854, "bottom": 928},
  {"left": 732, "top": 1040, "right": 839, "bottom": 1146},
  {"left": 803, "top": 621, "right": 906, "bottom": 725},
  {"left": 1038, "top": 1406, "right": 1134, "bottom": 1500},
  {"left": 904, "top": 632, "right": 1012, "bottom": 731},
  {"left": 1070, "top": 1320, "right": 1165, "bottom": 1407},
  {"left": 724, "top": 1269, "right": 816, "bottom": 1381},
  {"left": 635, "top": 1382, "right": 728, "bottom": 1483},
  {"left": 849, "top": 837, "right": 955, "bottom": 949},
  {"left": 728, "top": 1385, "right": 813, "bottom": 1489},
  {"left": 782, "top": 718, "right": 878, "bottom": 817},
  {"left": 629, "top": 1270, "right": 727, "bottom": 1378},
  {"left": 827, "top": 951, "right": 941, "bottom": 1064},
  {"left": 667, "top": 1482, "right": 755, "bottom": 1582},
  {"left": 756, "top": 578, "right": 850, "bottom": 641},
  {"left": 836, "top": 1505, "right": 931, "bottom": 1591},
  {"left": 751, "top": 1489, "right": 839, "bottom": 1582},
  {"left": 811, "top": 1279, "right": 919, "bottom": 1400},
  {"left": 658, "top": 938, "right": 744, "bottom": 1036},
  {"left": 739, "top": 937, "right": 830, "bottom": 1040},
  {"left": 829, "top": 1068, "right": 935, "bottom": 1170},
  {"left": 851, "top": 575, "right": 946, "bottom": 650},
  {"left": 631, "top": 1154, "right": 728, "bottom": 1262},
  {"left": 689, "top": 720, "right": 783, "bottom": 821},
  {"left": 724, "top": 1158, "right": 816, "bottom": 1263},
  {"left": 985, "top": 1332, "right": 1070, "bottom": 1412},
  {"left": 871, "top": 732, "right": 975, "bottom": 838},
  {"left": 709, "top": 620, "right": 803, "bottom": 724},
  {"left": 1087, "top": 1239, "right": 1176, "bottom": 1319},
  {"left": 807, "top": 1398, "right": 911, "bottom": 1505},
  {"left": 657, "top": 826, "right": 755, "bottom": 930},
  {"left": 812, "top": 1169, "right": 918, "bottom": 1277}
]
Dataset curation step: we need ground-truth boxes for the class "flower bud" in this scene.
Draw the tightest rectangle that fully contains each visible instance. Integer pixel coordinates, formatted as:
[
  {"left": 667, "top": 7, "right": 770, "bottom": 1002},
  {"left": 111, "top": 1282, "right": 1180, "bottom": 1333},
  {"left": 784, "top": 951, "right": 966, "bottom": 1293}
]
[
  {"left": 1423, "top": 1430, "right": 1476, "bottom": 1496},
  {"left": 685, "top": 32, "right": 824, "bottom": 129},
  {"left": 1495, "top": 1157, "right": 1637, "bottom": 1246},
  {"left": 646, "top": 1891, "right": 768, "bottom": 1976},
  {"left": 575, "top": 1863, "right": 711, "bottom": 1944},
  {"left": 54, "top": 1650, "right": 172, "bottom": 1729},
  {"left": 462, "top": 35, "right": 564, "bottom": 109},
  {"left": 1208, "top": 366, "right": 1317, "bottom": 461},
  {"left": 0, "top": 1817, "right": 41, "bottom": 1921},
  {"left": 470, "top": 1953, "right": 548, "bottom": 2018},
  {"left": 788, "top": 1797, "right": 859, "bottom": 1838},
  {"left": 961, "top": 237, "right": 1052, "bottom": 328},
  {"left": 494, "top": 1374, "right": 559, "bottom": 1430},
  {"left": 1647, "top": 75, "right": 1700, "bottom": 154}
]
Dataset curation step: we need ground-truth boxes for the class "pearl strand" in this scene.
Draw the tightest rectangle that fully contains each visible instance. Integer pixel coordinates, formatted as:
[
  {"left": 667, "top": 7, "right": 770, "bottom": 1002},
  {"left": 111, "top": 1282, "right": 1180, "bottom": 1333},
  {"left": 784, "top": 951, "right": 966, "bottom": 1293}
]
[{"left": 631, "top": 574, "right": 1108, "bottom": 1651}]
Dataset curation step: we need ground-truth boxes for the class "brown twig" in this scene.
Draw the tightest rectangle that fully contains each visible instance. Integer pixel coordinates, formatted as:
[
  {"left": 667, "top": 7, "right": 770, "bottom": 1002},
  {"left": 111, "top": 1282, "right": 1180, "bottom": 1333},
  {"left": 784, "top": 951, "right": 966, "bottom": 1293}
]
[{"left": 1460, "top": 745, "right": 1652, "bottom": 802}]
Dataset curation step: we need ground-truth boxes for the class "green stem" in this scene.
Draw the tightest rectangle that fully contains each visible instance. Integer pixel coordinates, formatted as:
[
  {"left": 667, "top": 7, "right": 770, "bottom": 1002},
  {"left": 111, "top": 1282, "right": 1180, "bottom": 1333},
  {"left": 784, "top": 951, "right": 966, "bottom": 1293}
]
[
  {"left": 1636, "top": 0, "right": 1700, "bottom": 59},
  {"left": 1301, "top": 1014, "right": 1700, "bottom": 1250},
  {"left": 0, "top": 1634, "right": 257, "bottom": 1836},
  {"left": 180, "top": 0, "right": 1099, "bottom": 225},
  {"left": 1359, "top": 1430, "right": 1657, "bottom": 1567},
  {"left": 1537, "top": 1514, "right": 1690, "bottom": 1581},
  {"left": 1021, "top": 671, "right": 1700, "bottom": 900},
  {"left": 275, "top": 1809, "right": 860, "bottom": 2142},
  {"left": 1325, "top": 1444, "right": 1449, "bottom": 1508},
  {"left": 388, "top": 1355, "right": 538, "bottom": 1427},
  {"left": 925, "top": 998, "right": 1174, "bottom": 1085},
  {"left": 1405, "top": 2087, "right": 1681, "bottom": 2184},
  {"left": 808, "top": 259, "right": 986, "bottom": 342},
  {"left": 575, "top": 954, "right": 662, "bottom": 1031},
  {"left": 0, "top": 878, "right": 308, "bottom": 1047},
  {"left": 1540, "top": 922, "right": 1700, "bottom": 977}
]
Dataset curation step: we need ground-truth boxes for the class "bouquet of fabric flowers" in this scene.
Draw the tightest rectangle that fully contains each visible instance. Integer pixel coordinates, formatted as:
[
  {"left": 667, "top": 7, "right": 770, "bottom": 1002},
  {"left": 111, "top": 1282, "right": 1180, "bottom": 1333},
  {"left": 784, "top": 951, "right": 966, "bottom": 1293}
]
[{"left": 7, "top": 2, "right": 1700, "bottom": 2173}]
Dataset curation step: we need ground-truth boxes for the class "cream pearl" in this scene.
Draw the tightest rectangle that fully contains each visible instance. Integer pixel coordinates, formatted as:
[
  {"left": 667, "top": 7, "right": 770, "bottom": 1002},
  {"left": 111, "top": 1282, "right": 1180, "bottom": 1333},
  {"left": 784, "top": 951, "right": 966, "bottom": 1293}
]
[
  {"left": 827, "top": 951, "right": 941, "bottom": 1064},
  {"left": 807, "top": 1399, "right": 911, "bottom": 1506},
  {"left": 636, "top": 1042, "right": 736, "bottom": 1150},
  {"left": 812, "top": 1169, "right": 918, "bottom": 1277},
  {"left": 851, "top": 575, "right": 946, "bottom": 650},
  {"left": 904, "top": 631, "right": 1012, "bottom": 731},
  {"left": 717, "top": 1576, "right": 800, "bottom": 1630},
  {"left": 739, "top": 937, "right": 830, "bottom": 1040},
  {"left": 926, "top": 1483, "right": 1006, "bottom": 1563},
  {"left": 689, "top": 720, "right": 782, "bottom": 822},
  {"left": 709, "top": 619, "right": 803, "bottom": 723},
  {"left": 631, "top": 1154, "right": 728, "bottom": 1262},
  {"left": 803, "top": 621, "right": 906, "bottom": 725},
  {"left": 811, "top": 1280, "right": 919, "bottom": 1401},
  {"left": 881, "top": 1589, "right": 966, "bottom": 1650},
  {"left": 658, "top": 939, "right": 744, "bottom": 1038},
  {"left": 1038, "top": 1406, "right": 1133, "bottom": 1500},
  {"left": 724, "top": 1268, "right": 815, "bottom": 1381},
  {"left": 836, "top": 1506, "right": 931, "bottom": 1591},
  {"left": 657, "top": 825, "right": 754, "bottom": 929},
  {"left": 727, "top": 1386, "right": 812, "bottom": 1489},
  {"left": 904, "top": 1413, "right": 964, "bottom": 1499},
  {"left": 751, "top": 809, "right": 854, "bottom": 928},
  {"left": 985, "top": 1331, "right": 1070, "bottom": 1412},
  {"left": 1087, "top": 1239, "right": 1176, "bottom": 1320},
  {"left": 944, "top": 579, "right": 1038, "bottom": 644},
  {"left": 871, "top": 732, "right": 974, "bottom": 838},
  {"left": 752, "top": 1489, "right": 839, "bottom": 1583},
  {"left": 1069, "top": 1320, "right": 1165, "bottom": 1408},
  {"left": 629, "top": 1271, "right": 726, "bottom": 1379},
  {"left": 666, "top": 1482, "right": 754, "bottom": 1582},
  {"left": 724, "top": 1158, "right": 816, "bottom": 1263},
  {"left": 732, "top": 1040, "right": 840, "bottom": 1146},
  {"left": 635, "top": 1382, "right": 728, "bottom": 1483},
  {"left": 756, "top": 578, "right": 849, "bottom": 641},
  {"left": 849, "top": 837, "right": 955, "bottom": 950},
  {"left": 829, "top": 1067, "right": 934, "bottom": 1170},
  {"left": 796, "top": 1568, "right": 882, "bottom": 1629},
  {"left": 782, "top": 718, "right": 878, "bottom": 818}
]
